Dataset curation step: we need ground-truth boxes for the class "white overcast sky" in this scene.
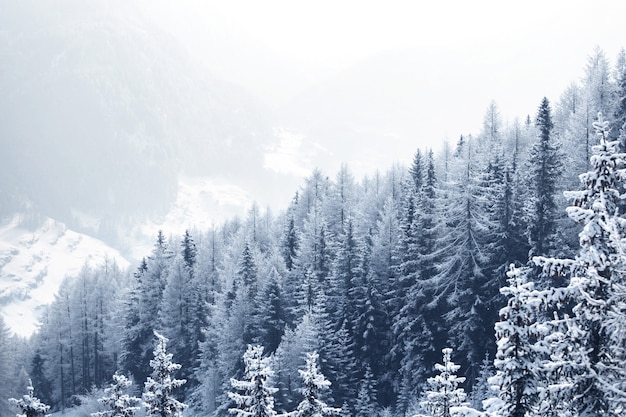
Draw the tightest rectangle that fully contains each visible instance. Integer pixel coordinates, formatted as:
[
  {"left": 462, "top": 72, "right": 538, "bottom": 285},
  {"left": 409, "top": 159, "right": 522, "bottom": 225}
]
[{"left": 140, "top": 0, "right": 626, "bottom": 153}]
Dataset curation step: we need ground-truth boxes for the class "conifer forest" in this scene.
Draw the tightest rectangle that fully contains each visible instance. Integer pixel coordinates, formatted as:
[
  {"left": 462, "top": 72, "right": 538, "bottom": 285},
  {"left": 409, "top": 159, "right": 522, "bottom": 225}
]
[{"left": 3, "top": 33, "right": 626, "bottom": 417}]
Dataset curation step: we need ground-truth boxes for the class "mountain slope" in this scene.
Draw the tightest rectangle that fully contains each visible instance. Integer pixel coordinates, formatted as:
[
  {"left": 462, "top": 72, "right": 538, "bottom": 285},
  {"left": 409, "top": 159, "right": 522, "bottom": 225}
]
[
  {"left": 0, "top": 0, "right": 276, "bottom": 239},
  {"left": 0, "top": 216, "right": 129, "bottom": 337}
]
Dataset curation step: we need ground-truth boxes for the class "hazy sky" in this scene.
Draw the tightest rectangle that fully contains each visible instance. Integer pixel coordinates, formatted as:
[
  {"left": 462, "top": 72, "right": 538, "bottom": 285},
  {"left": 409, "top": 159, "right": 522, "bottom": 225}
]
[{"left": 139, "top": 0, "right": 626, "bottom": 160}]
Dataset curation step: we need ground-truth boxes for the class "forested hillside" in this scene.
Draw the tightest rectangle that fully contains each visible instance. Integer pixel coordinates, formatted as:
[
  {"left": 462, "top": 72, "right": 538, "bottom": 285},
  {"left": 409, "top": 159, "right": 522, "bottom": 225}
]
[{"left": 1, "top": 47, "right": 626, "bottom": 417}]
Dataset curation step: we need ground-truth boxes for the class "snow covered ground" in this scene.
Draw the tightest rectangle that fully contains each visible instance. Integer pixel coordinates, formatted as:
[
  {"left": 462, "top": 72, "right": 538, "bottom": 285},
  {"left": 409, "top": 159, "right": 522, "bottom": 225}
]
[{"left": 0, "top": 217, "right": 129, "bottom": 337}]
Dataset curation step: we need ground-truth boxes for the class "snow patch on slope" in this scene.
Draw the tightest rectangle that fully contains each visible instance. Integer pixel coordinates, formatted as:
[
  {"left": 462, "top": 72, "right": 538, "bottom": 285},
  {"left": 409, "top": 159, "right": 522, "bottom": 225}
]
[
  {"left": 126, "top": 176, "right": 252, "bottom": 260},
  {"left": 0, "top": 217, "right": 129, "bottom": 337}
]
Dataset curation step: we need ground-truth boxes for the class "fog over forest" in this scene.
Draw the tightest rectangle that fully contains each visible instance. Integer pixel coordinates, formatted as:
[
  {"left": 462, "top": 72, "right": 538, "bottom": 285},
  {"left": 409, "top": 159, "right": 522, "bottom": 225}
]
[{"left": 1, "top": 1, "right": 626, "bottom": 417}]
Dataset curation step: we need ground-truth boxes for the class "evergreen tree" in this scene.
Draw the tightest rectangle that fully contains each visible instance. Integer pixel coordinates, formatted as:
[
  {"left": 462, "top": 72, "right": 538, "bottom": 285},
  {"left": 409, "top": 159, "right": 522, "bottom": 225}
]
[
  {"left": 272, "top": 312, "right": 322, "bottom": 412},
  {"left": 420, "top": 348, "right": 467, "bottom": 417},
  {"left": 469, "top": 353, "right": 494, "bottom": 411},
  {"left": 526, "top": 97, "right": 563, "bottom": 257},
  {"left": 142, "top": 332, "right": 187, "bottom": 417},
  {"left": 181, "top": 229, "right": 197, "bottom": 270},
  {"left": 254, "top": 267, "right": 287, "bottom": 354},
  {"left": 121, "top": 232, "right": 171, "bottom": 384},
  {"left": 433, "top": 135, "right": 499, "bottom": 382},
  {"left": 0, "top": 316, "right": 17, "bottom": 415},
  {"left": 614, "top": 48, "right": 626, "bottom": 147},
  {"left": 524, "top": 114, "right": 626, "bottom": 415},
  {"left": 228, "top": 345, "right": 278, "bottom": 417},
  {"left": 354, "top": 366, "right": 378, "bottom": 417},
  {"left": 293, "top": 352, "right": 341, "bottom": 417},
  {"left": 321, "top": 320, "right": 358, "bottom": 410},
  {"left": 283, "top": 201, "right": 300, "bottom": 271},
  {"left": 239, "top": 242, "right": 259, "bottom": 298},
  {"left": 409, "top": 149, "right": 424, "bottom": 192},
  {"left": 92, "top": 373, "right": 141, "bottom": 417},
  {"left": 9, "top": 379, "right": 50, "bottom": 417},
  {"left": 158, "top": 253, "right": 198, "bottom": 385},
  {"left": 487, "top": 266, "right": 539, "bottom": 417},
  {"left": 556, "top": 114, "right": 626, "bottom": 414}
]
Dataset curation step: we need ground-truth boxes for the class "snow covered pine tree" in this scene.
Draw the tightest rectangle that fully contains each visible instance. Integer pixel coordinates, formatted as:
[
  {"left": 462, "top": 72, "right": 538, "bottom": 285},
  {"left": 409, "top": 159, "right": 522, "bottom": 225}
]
[
  {"left": 228, "top": 345, "right": 279, "bottom": 417},
  {"left": 419, "top": 348, "right": 468, "bottom": 417},
  {"left": 142, "top": 332, "right": 187, "bottom": 417},
  {"left": 293, "top": 351, "right": 341, "bottom": 417},
  {"left": 511, "top": 113, "right": 626, "bottom": 415},
  {"left": 92, "top": 372, "right": 141, "bottom": 417},
  {"left": 9, "top": 379, "right": 50, "bottom": 417}
]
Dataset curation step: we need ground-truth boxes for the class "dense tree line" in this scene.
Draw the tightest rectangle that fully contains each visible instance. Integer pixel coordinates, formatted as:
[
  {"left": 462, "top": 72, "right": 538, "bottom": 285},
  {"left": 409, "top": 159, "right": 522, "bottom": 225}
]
[{"left": 2, "top": 47, "right": 626, "bottom": 416}]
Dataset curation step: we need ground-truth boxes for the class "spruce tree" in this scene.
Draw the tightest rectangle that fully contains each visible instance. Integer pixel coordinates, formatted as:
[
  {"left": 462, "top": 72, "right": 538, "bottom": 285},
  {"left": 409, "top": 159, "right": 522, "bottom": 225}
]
[
  {"left": 120, "top": 232, "right": 171, "bottom": 384},
  {"left": 420, "top": 348, "right": 467, "bottom": 417},
  {"left": 409, "top": 149, "right": 424, "bottom": 192},
  {"left": 487, "top": 266, "right": 539, "bottom": 417},
  {"left": 527, "top": 97, "right": 563, "bottom": 257},
  {"left": 354, "top": 366, "right": 378, "bottom": 417},
  {"left": 92, "top": 373, "right": 141, "bottom": 417},
  {"left": 293, "top": 352, "right": 341, "bottom": 417},
  {"left": 142, "top": 332, "right": 187, "bottom": 417},
  {"left": 228, "top": 345, "right": 278, "bottom": 417},
  {"left": 528, "top": 114, "right": 626, "bottom": 415},
  {"left": 9, "top": 379, "right": 50, "bottom": 417},
  {"left": 559, "top": 114, "right": 626, "bottom": 414}
]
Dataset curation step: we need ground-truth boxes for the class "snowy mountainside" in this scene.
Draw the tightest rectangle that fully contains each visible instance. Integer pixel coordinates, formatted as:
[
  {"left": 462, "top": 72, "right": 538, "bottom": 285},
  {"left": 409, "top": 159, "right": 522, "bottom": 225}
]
[
  {"left": 125, "top": 175, "right": 254, "bottom": 260},
  {"left": 0, "top": 217, "right": 129, "bottom": 337},
  {"left": 0, "top": 0, "right": 277, "bottom": 241}
]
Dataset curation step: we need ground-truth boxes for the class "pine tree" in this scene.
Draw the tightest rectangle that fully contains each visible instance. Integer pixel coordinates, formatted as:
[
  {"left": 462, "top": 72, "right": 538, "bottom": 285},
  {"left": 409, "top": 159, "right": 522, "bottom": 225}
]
[
  {"left": 181, "top": 229, "right": 197, "bottom": 270},
  {"left": 293, "top": 352, "right": 341, "bottom": 417},
  {"left": 614, "top": 48, "right": 626, "bottom": 147},
  {"left": 9, "top": 379, "right": 51, "bottom": 417},
  {"left": 283, "top": 202, "right": 300, "bottom": 271},
  {"left": 558, "top": 114, "right": 626, "bottom": 414},
  {"left": 526, "top": 113, "right": 626, "bottom": 415},
  {"left": 272, "top": 313, "right": 322, "bottom": 411},
  {"left": 92, "top": 373, "right": 141, "bottom": 417},
  {"left": 254, "top": 267, "right": 287, "bottom": 353},
  {"left": 420, "top": 348, "right": 467, "bottom": 417},
  {"left": 142, "top": 332, "right": 187, "bottom": 417},
  {"left": 527, "top": 97, "right": 563, "bottom": 257},
  {"left": 469, "top": 353, "right": 494, "bottom": 411},
  {"left": 433, "top": 135, "right": 498, "bottom": 382},
  {"left": 121, "top": 232, "right": 172, "bottom": 384},
  {"left": 354, "top": 366, "right": 378, "bottom": 417},
  {"left": 0, "top": 316, "right": 17, "bottom": 415},
  {"left": 487, "top": 265, "right": 540, "bottom": 417},
  {"left": 409, "top": 149, "right": 424, "bottom": 192},
  {"left": 228, "top": 345, "right": 278, "bottom": 417}
]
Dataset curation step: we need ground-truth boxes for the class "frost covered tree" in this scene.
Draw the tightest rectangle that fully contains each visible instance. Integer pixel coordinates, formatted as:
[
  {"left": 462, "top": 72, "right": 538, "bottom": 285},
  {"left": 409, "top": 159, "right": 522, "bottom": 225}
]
[
  {"left": 434, "top": 134, "right": 499, "bottom": 381},
  {"left": 142, "top": 332, "right": 187, "bottom": 417},
  {"left": 92, "top": 373, "right": 140, "bottom": 417},
  {"left": 228, "top": 345, "right": 278, "bottom": 417},
  {"left": 293, "top": 351, "right": 341, "bottom": 417},
  {"left": 529, "top": 113, "right": 626, "bottom": 415},
  {"left": 9, "top": 379, "right": 50, "bottom": 417},
  {"left": 486, "top": 266, "right": 540, "bottom": 417},
  {"left": 469, "top": 353, "right": 495, "bottom": 411},
  {"left": 559, "top": 114, "right": 626, "bottom": 414},
  {"left": 420, "top": 348, "right": 467, "bottom": 417},
  {"left": 121, "top": 231, "right": 172, "bottom": 384}
]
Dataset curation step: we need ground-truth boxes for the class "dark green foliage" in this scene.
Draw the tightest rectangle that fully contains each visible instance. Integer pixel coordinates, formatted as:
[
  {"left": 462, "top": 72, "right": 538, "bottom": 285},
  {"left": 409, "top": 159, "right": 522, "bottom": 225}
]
[
  {"left": 409, "top": 149, "right": 424, "bottom": 192},
  {"left": 527, "top": 97, "right": 563, "bottom": 257},
  {"left": 181, "top": 230, "right": 197, "bottom": 270}
]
